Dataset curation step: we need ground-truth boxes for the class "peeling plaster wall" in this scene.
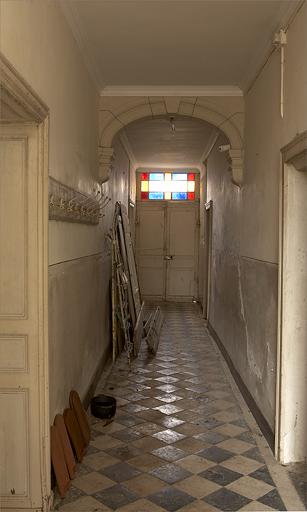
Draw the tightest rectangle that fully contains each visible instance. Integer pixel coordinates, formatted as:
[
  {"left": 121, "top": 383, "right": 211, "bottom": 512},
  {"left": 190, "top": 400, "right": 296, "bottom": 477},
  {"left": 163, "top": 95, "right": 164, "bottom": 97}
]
[
  {"left": 207, "top": 134, "right": 278, "bottom": 431},
  {"left": 206, "top": 4, "right": 307, "bottom": 451},
  {"left": 0, "top": 1, "right": 128, "bottom": 419}
]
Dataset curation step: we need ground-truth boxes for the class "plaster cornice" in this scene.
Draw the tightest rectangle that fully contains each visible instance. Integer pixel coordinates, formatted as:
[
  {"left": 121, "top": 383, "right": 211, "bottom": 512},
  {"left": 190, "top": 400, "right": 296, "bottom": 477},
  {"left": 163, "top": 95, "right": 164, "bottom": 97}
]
[{"left": 100, "top": 86, "right": 243, "bottom": 97}]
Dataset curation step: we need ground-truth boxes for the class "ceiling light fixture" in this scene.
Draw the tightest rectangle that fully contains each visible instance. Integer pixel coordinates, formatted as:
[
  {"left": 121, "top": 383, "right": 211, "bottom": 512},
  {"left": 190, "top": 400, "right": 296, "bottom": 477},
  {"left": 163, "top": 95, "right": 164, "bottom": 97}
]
[{"left": 169, "top": 116, "right": 176, "bottom": 133}]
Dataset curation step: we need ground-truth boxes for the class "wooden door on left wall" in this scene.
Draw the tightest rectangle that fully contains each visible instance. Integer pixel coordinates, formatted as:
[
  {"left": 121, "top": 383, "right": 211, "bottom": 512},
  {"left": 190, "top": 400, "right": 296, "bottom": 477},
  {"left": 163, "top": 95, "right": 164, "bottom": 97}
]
[{"left": 0, "top": 124, "right": 49, "bottom": 510}]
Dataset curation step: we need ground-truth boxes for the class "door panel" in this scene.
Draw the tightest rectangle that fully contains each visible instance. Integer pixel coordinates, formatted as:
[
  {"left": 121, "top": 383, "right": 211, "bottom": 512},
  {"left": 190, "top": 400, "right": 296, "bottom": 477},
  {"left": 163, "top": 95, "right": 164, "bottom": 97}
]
[
  {"left": 136, "top": 204, "right": 165, "bottom": 298},
  {"left": 166, "top": 204, "right": 198, "bottom": 299},
  {"left": 0, "top": 139, "right": 26, "bottom": 317},
  {"left": 0, "top": 126, "right": 45, "bottom": 509}
]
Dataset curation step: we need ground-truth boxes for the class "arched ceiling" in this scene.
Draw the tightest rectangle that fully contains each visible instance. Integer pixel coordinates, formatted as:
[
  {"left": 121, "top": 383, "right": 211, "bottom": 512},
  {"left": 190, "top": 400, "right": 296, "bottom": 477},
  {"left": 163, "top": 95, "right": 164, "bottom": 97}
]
[
  {"left": 117, "top": 115, "right": 219, "bottom": 168},
  {"left": 60, "top": 0, "right": 299, "bottom": 91}
]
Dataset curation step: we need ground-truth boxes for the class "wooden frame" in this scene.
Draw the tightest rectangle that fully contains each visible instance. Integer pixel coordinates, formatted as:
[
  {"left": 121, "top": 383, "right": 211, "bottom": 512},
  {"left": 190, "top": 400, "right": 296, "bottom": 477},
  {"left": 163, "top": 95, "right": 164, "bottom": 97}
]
[
  {"left": 203, "top": 200, "right": 213, "bottom": 322},
  {"left": 0, "top": 52, "right": 50, "bottom": 511}
]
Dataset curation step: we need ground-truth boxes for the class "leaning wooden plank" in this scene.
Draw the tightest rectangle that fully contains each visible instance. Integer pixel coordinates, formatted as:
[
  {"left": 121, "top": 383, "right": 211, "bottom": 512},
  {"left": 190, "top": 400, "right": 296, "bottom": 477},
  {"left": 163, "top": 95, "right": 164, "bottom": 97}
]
[
  {"left": 54, "top": 414, "right": 76, "bottom": 480},
  {"left": 63, "top": 408, "right": 86, "bottom": 463},
  {"left": 111, "top": 240, "right": 117, "bottom": 362},
  {"left": 118, "top": 217, "right": 136, "bottom": 327},
  {"left": 133, "top": 301, "right": 145, "bottom": 356},
  {"left": 120, "top": 204, "right": 142, "bottom": 317},
  {"left": 50, "top": 425, "right": 71, "bottom": 498},
  {"left": 69, "top": 390, "right": 91, "bottom": 447}
]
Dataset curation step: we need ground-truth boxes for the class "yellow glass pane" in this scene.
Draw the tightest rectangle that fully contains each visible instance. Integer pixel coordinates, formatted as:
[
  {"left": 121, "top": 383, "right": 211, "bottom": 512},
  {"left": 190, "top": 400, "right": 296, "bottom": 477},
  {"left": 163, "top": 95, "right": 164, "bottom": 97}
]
[
  {"left": 188, "top": 181, "right": 195, "bottom": 192},
  {"left": 165, "top": 173, "right": 172, "bottom": 181},
  {"left": 165, "top": 192, "right": 171, "bottom": 200},
  {"left": 141, "top": 181, "right": 149, "bottom": 192}
]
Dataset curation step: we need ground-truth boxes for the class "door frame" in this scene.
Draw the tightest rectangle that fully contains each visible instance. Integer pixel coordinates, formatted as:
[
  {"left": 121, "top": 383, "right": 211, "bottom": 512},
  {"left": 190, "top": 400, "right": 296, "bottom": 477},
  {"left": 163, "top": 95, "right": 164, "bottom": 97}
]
[
  {"left": 203, "top": 200, "right": 213, "bottom": 322},
  {"left": 0, "top": 53, "right": 50, "bottom": 509},
  {"left": 275, "top": 133, "right": 307, "bottom": 464}
]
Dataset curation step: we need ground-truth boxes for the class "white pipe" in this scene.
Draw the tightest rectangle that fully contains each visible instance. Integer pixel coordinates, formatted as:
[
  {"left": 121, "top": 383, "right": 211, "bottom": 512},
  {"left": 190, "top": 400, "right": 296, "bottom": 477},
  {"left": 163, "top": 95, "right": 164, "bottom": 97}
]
[{"left": 281, "top": 44, "right": 285, "bottom": 119}]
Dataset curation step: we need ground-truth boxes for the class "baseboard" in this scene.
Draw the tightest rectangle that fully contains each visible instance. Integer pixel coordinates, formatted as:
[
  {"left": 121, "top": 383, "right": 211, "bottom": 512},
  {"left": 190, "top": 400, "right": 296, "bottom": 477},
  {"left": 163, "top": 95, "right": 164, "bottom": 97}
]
[
  {"left": 208, "top": 322, "right": 275, "bottom": 451},
  {"left": 83, "top": 347, "right": 112, "bottom": 411}
]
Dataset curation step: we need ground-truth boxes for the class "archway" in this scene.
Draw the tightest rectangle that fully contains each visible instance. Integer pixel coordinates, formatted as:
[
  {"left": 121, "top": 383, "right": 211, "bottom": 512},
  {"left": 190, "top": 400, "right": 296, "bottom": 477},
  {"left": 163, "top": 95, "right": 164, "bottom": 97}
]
[{"left": 98, "top": 98, "right": 244, "bottom": 187}]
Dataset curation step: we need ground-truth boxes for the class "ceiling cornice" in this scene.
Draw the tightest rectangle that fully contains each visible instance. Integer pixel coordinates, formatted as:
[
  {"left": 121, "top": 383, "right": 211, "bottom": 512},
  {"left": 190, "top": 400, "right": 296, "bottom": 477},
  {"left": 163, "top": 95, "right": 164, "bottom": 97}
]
[
  {"left": 240, "top": 0, "right": 304, "bottom": 93},
  {"left": 100, "top": 86, "right": 243, "bottom": 97},
  {"left": 58, "top": 1, "right": 104, "bottom": 92}
]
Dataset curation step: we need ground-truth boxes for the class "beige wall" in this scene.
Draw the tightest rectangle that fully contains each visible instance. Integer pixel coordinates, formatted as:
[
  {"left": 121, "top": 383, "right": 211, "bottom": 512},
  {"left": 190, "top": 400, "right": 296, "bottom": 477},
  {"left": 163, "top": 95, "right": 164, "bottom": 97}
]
[
  {"left": 0, "top": 0, "right": 130, "bottom": 420},
  {"left": 206, "top": 4, "right": 307, "bottom": 449}
]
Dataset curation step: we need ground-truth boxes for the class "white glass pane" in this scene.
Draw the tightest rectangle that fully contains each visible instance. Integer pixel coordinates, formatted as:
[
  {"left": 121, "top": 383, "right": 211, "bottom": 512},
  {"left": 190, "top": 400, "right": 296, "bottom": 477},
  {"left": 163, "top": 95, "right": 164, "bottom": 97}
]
[
  {"left": 149, "top": 181, "right": 188, "bottom": 193},
  {"left": 172, "top": 173, "right": 187, "bottom": 181},
  {"left": 149, "top": 173, "right": 164, "bottom": 181}
]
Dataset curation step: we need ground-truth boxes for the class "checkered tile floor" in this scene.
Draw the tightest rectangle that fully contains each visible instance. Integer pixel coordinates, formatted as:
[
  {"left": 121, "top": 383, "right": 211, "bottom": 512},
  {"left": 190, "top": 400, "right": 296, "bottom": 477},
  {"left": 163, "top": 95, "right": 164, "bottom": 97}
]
[{"left": 54, "top": 303, "right": 294, "bottom": 511}]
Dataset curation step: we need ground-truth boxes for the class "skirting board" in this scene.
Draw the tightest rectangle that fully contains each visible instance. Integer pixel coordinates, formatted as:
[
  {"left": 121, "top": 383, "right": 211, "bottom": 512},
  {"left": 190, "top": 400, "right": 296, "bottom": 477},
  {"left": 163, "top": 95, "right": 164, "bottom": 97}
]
[
  {"left": 83, "top": 347, "right": 112, "bottom": 411},
  {"left": 208, "top": 322, "right": 275, "bottom": 451}
]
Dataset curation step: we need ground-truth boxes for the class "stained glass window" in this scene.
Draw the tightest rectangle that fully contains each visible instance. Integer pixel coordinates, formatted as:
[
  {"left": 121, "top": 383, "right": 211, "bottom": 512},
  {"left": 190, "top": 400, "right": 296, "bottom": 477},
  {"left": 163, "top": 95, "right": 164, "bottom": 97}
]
[{"left": 140, "top": 172, "right": 196, "bottom": 201}]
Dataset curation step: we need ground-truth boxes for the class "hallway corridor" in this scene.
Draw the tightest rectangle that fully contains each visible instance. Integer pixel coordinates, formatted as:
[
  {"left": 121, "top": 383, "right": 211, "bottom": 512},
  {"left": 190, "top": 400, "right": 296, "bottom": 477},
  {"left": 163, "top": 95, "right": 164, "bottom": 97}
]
[{"left": 55, "top": 304, "right": 303, "bottom": 512}]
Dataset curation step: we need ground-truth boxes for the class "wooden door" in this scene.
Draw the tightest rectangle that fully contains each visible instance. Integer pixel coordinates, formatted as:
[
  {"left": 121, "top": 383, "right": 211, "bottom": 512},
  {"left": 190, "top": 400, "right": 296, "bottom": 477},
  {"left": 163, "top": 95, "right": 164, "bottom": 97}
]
[
  {"left": 166, "top": 202, "right": 199, "bottom": 300},
  {"left": 0, "top": 124, "right": 48, "bottom": 510},
  {"left": 136, "top": 201, "right": 199, "bottom": 300},
  {"left": 136, "top": 202, "right": 166, "bottom": 299}
]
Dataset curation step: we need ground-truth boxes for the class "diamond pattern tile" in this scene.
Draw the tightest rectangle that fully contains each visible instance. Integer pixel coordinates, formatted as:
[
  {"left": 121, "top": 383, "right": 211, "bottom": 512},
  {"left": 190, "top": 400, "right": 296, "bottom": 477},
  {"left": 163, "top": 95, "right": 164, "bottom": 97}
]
[
  {"left": 204, "top": 487, "right": 251, "bottom": 510},
  {"left": 199, "top": 465, "right": 242, "bottom": 486},
  {"left": 149, "top": 486, "right": 195, "bottom": 511},
  {"left": 93, "top": 484, "right": 138, "bottom": 510},
  {"left": 54, "top": 303, "right": 297, "bottom": 511},
  {"left": 149, "top": 463, "right": 192, "bottom": 484}
]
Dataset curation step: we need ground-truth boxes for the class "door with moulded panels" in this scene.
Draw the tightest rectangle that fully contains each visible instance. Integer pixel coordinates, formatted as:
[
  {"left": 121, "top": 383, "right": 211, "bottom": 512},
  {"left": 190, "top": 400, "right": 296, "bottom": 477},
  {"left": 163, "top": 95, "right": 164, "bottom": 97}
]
[
  {"left": 0, "top": 53, "right": 49, "bottom": 512},
  {"left": 135, "top": 170, "right": 199, "bottom": 301}
]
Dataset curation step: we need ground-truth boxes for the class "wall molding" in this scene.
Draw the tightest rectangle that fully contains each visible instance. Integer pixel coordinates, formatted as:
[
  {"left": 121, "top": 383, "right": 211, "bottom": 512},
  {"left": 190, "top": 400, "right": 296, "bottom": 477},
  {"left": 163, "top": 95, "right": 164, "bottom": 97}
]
[
  {"left": 100, "top": 85, "right": 243, "bottom": 97},
  {"left": 281, "top": 131, "right": 307, "bottom": 172}
]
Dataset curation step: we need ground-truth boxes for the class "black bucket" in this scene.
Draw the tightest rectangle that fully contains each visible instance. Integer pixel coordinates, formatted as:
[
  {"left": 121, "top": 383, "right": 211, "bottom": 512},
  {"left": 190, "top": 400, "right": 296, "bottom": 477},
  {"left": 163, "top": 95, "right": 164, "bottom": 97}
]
[{"left": 90, "top": 394, "right": 117, "bottom": 419}]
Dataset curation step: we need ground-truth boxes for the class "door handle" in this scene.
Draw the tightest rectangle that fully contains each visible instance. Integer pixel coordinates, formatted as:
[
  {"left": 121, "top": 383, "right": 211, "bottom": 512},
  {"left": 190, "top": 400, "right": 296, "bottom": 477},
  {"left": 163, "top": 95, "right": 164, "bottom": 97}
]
[{"left": 164, "top": 255, "right": 173, "bottom": 260}]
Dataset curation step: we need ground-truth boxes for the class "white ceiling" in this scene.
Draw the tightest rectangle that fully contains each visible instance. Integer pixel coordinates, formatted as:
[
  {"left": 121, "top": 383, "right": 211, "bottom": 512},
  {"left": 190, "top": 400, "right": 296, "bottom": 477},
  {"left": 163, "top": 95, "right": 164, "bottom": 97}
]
[
  {"left": 61, "top": 0, "right": 299, "bottom": 90},
  {"left": 119, "top": 115, "right": 217, "bottom": 168}
]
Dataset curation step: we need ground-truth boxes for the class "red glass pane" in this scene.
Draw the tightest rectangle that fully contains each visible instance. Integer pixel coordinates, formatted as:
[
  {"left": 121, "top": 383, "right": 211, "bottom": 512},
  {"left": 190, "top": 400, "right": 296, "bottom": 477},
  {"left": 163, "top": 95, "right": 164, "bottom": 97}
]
[
  {"left": 188, "top": 173, "right": 195, "bottom": 181},
  {"left": 141, "top": 191, "right": 149, "bottom": 200},
  {"left": 141, "top": 173, "right": 149, "bottom": 181},
  {"left": 188, "top": 192, "right": 195, "bottom": 200}
]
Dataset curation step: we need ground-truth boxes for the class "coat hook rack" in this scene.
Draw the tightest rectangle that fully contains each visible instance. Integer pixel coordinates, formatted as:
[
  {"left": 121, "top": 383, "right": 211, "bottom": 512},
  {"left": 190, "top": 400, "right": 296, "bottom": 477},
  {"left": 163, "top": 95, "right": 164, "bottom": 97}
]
[{"left": 49, "top": 177, "right": 103, "bottom": 225}]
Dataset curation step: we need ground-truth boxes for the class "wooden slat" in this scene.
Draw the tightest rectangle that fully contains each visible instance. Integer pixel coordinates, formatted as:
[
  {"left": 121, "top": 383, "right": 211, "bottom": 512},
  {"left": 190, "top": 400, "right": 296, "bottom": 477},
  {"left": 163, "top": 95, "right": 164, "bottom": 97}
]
[
  {"left": 69, "top": 390, "right": 91, "bottom": 446},
  {"left": 63, "top": 408, "right": 86, "bottom": 463},
  {"left": 50, "top": 425, "right": 70, "bottom": 498},
  {"left": 54, "top": 414, "right": 76, "bottom": 479}
]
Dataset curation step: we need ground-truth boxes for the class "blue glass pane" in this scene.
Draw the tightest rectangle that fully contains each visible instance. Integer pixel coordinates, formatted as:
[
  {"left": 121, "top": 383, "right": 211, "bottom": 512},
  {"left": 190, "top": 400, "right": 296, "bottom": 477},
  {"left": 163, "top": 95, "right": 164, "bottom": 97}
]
[
  {"left": 149, "top": 173, "right": 164, "bottom": 181},
  {"left": 172, "top": 192, "right": 187, "bottom": 200},
  {"left": 172, "top": 173, "right": 187, "bottom": 181},
  {"left": 149, "top": 192, "right": 164, "bottom": 200}
]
